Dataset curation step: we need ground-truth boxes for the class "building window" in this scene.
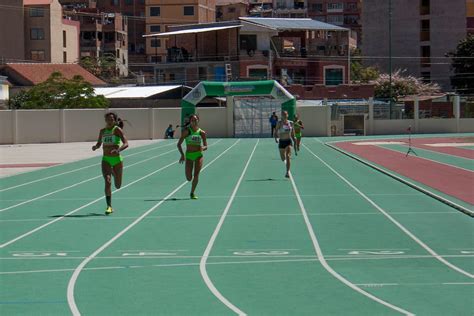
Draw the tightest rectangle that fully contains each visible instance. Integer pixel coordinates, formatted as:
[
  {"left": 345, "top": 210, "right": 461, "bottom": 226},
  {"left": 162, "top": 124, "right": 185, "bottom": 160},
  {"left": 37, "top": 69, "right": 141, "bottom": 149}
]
[
  {"left": 311, "top": 3, "right": 323, "bottom": 13},
  {"left": 249, "top": 68, "right": 268, "bottom": 79},
  {"left": 30, "top": 28, "right": 45, "bottom": 40},
  {"left": 63, "top": 52, "right": 67, "bottom": 63},
  {"left": 421, "top": 72, "right": 431, "bottom": 83},
  {"left": 345, "top": 2, "right": 358, "bottom": 12},
  {"left": 228, "top": 7, "right": 236, "bottom": 13},
  {"left": 184, "top": 6, "right": 194, "bottom": 16},
  {"left": 420, "top": 19, "right": 430, "bottom": 41},
  {"left": 150, "top": 7, "right": 160, "bottom": 16},
  {"left": 327, "top": 3, "right": 343, "bottom": 11},
  {"left": 344, "top": 15, "right": 359, "bottom": 25},
  {"left": 125, "top": 0, "right": 133, "bottom": 5},
  {"left": 325, "top": 68, "right": 343, "bottom": 86},
  {"left": 240, "top": 35, "right": 257, "bottom": 51},
  {"left": 150, "top": 56, "right": 162, "bottom": 63},
  {"left": 420, "top": 0, "right": 430, "bottom": 15},
  {"left": 31, "top": 50, "right": 45, "bottom": 61},
  {"left": 421, "top": 45, "right": 431, "bottom": 67},
  {"left": 150, "top": 25, "right": 161, "bottom": 33},
  {"left": 111, "top": 0, "right": 119, "bottom": 5},
  {"left": 29, "top": 7, "right": 44, "bottom": 17},
  {"left": 63, "top": 30, "right": 67, "bottom": 48},
  {"left": 169, "top": 73, "right": 175, "bottom": 81},
  {"left": 327, "top": 15, "right": 344, "bottom": 25},
  {"left": 151, "top": 38, "right": 161, "bottom": 48}
]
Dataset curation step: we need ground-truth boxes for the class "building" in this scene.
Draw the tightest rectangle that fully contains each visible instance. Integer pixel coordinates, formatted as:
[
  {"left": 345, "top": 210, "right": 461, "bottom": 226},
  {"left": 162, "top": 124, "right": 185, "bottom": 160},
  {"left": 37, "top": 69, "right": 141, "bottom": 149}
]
[
  {"left": 216, "top": 0, "right": 249, "bottom": 22},
  {"left": 468, "top": 0, "right": 474, "bottom": 35},
  {"left": 273, "top": 0, "right": 307, "bottom": 18},
  {"left": 145, "top": 18, "right": 352, "bottom": 86},
  {"left": 145, "top": 0, "right": 216, "bottom": 63},
  {"left": 0, "top": 63, "right": 105, "bottom": 86},
  {"left": 23, "top": 0, "right": 80, "bottom": 63},
  {"left": 64, "top": 9, "right": 129, "bottom": 76},
  {"left": 0, "top": 0, "right": 25, "bottom": 62},
  {"left": 307, "top": 0, "right": 361, "bottom": 45},
  {"left": 95, "top": 0, "right": 147, "bottom": 65},
  {"left": 362, "top": 0, "right": 469, "bottom": 90},
  {"left": 249, "top": 0, "right": 273, "bottom": 17},
  {"left": 59, "top": 0, "right": 96, "bottom": 9}
]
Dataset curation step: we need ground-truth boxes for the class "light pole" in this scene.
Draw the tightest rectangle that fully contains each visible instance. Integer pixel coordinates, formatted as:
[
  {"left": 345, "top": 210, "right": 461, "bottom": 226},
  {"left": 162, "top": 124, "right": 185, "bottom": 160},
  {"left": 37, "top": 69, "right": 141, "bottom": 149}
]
[{"left": 388, "top": 0, "right": 393, "bottom": 119}]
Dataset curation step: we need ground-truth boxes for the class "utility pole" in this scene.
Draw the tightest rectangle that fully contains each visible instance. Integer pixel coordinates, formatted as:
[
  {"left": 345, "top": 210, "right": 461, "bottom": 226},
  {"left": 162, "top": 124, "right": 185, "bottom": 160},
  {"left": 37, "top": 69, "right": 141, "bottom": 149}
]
[{"left": 388, "top": 0, "right": 393, "bottom": 119}]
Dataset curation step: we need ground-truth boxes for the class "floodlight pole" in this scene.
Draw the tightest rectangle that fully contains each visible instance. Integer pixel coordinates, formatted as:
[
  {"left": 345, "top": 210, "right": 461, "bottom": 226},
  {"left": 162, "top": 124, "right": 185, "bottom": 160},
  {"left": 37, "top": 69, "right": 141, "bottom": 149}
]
[{"left": 388, "top": 0, "right": 393, "bottom": 119}]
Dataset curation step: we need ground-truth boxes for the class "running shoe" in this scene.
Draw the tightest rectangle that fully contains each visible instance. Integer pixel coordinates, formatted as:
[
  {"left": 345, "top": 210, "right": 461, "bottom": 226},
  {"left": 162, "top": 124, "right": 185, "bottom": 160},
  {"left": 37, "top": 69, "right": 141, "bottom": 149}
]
[
  {"left": 105, "top": 206, "right": 114, "bottom": 215},
  {"left": 190, "top": 193, "right": 198, "bottom": 200}
]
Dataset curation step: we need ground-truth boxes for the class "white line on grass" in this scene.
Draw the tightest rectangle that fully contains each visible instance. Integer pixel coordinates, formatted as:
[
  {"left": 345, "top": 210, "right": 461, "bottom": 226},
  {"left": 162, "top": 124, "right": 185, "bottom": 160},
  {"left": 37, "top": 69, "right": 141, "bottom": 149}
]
[
  {"left": 305, "top": 142, "right": 474, "bottom": 279},
  {"left": 0, "top": 141, "right": 174, "bottom": 192},
  {"left": 289, "top": 172, "right": 414, "bottom": 315},
  {"left": 0, "top": 140, "right": 222, "bottom": 248},
  {"left": 200, "top": 140, "right": 259, "bottom": 316},
  {"left": 67, "top": 140, "right": 241, "bottom": 316},
  {"left": 0, "top": 143, "right": 180, "bottom": 212}
]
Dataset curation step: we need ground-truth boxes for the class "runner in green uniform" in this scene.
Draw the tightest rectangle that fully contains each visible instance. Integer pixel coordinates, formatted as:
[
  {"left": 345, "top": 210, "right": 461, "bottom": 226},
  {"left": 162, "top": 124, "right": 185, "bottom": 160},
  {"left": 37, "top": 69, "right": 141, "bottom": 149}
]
[
  {"left": 92, "top": 112, "right": 129, "bottom": 215},
  {"left": 294, "top": 114, "right": 304, "bottom": 155},
  {"left": 177, "top": 114, "right": 208, "bottom": 199}
]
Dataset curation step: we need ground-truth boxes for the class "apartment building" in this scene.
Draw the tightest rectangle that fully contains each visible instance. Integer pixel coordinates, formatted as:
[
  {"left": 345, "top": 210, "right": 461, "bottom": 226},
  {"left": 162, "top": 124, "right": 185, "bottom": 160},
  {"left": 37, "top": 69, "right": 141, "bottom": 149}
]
[
  {"left": 95, "top": 0, "right": 146, "bottom": 62},
  {"left": 216, "top": 0, "right": 249, "bottom": 22},
  {"left": 362, "top": 0, "right": 469, "bottom": 90},
  {"left": 0, "top": 0, "right": 25, "bottom": 61},
  {"left": 147, "top": 18, "right": 352, "bottom": 86},
  {"left": 65, "top": 9, "right": 128, "bottom": 76},
  {"left": 307, "top": 0, "right": 361, "bottom": 45},
  {"left": 145, "top": 0, "right": 216, "bottom": 63},
  {"left": 23, "top": 0, "right": 80, "bottom": 63},
  {"left": 273, "top": 0, "right": 307, "bottom": 18}
]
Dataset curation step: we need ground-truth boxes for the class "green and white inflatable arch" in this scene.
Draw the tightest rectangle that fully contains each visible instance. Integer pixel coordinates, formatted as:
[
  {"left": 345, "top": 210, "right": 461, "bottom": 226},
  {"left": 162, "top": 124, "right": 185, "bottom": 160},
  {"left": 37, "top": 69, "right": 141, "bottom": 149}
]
[{"left": 180, "top": 80, "right": 296, "bottom": 125}]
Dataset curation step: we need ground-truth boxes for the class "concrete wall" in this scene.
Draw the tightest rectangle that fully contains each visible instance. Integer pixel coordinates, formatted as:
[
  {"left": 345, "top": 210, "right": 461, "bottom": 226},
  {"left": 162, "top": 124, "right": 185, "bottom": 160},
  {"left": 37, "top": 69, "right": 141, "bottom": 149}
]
[
  {"left": 1, "top": 108, "right": 473, "bottom": 144},
  {"left": 372, "top": 119, "right": 416, "bottom": 135},
  {"left": 0, "top": 110, "right": 13, "bottom": 144},
  {"left": 296, "top": 105, "right": 329, "bottom": 136}
]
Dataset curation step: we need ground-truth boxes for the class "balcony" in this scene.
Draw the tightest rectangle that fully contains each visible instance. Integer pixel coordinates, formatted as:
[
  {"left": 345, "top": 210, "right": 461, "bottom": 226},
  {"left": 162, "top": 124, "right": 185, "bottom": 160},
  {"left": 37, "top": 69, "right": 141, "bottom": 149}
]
[{"left": 420, "top": 31, "right": 430, "bottom": 42}]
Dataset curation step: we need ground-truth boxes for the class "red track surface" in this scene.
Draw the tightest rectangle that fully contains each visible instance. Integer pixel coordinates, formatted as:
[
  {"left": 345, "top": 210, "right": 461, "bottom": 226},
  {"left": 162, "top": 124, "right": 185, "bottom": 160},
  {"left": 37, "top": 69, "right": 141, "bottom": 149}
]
[
  {"left": 0, "top": 163, "right": 60, "bottom": 168},
  {"left": 335, "top": 141, "right": 474, "bottom": 205},
  {"left": 410, "top": 137, "right": 474, "bottom": 159}
]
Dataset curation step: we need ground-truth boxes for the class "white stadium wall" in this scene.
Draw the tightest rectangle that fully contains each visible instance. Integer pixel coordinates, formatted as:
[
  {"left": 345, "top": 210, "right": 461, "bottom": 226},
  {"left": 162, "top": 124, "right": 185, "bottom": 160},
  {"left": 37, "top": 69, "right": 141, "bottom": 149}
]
[{"left": 0, "top": 107, "right": 473, "bottom": 144}]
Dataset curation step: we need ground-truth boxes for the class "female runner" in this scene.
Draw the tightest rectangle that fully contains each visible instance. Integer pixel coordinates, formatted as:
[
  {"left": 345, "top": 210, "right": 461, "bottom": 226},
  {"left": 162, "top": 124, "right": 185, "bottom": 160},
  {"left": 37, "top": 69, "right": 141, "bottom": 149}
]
[
  {"left": 177, "top": 114, "right": 207, "bottom": 199},
  {"left": 92, "top": 112, "right": 128, "bottom": 215},
  {"left": 274, "top": 111, "right": 296, "bottom": 178}
]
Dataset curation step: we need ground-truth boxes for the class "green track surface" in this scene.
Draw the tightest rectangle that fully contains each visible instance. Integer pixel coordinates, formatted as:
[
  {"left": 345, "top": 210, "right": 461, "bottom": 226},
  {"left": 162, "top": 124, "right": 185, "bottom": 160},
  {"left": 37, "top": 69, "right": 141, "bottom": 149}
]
[{"left": 1, "top": 137, "right": 473, "bottom": 316}]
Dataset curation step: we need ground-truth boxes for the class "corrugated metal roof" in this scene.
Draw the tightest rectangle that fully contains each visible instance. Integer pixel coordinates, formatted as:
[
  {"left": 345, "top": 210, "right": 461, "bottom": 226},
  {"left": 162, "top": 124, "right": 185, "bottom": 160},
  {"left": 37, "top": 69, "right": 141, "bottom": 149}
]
[
  {"left": 94, "top": 86, "right": 182, "bottom": 99},
  {"left": 144, "top": 25, "right": 241, "bottom": 37},
  {"left": 240, "top": 17, "right": 348, "bottom": 31}
]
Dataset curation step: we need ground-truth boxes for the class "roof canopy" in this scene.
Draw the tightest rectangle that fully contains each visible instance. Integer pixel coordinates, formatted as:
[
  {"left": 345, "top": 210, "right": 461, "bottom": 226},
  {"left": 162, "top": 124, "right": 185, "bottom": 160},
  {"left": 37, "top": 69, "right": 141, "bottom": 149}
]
[
  {"left": 240, "top": 17, "right": 348, "bottom": 31},
  {"left": 144, "top": 25, "right": 241, "bottom": 38},
  {"left": 94, "top": 85, "right": 183, "bottom": 99}
]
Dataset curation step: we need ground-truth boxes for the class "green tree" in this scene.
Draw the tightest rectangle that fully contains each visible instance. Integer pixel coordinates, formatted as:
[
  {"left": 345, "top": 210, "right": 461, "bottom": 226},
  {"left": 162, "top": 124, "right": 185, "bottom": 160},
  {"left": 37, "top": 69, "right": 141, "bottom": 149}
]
[
  {"left": 80, "top": 54, "right": 118, "bottom": 81},
  {"left": 9, "top": 72, "right": 109, "bottom": 109},
  {"left": 448, "top": 35, "right": 474, "bottom": 95},
  {"left": 350, "top": 48, "right": 380, "bottom": 83}
]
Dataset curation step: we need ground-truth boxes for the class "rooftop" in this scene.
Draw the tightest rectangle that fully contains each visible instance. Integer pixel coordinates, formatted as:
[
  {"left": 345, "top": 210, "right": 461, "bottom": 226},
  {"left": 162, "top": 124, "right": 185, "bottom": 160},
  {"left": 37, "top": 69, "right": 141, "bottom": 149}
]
[
  {"left": 240, "top": 17, "right": 348, "bottom": 31},
  {"left": 2, "top": 63, "right": 105, "bottom": 86}
]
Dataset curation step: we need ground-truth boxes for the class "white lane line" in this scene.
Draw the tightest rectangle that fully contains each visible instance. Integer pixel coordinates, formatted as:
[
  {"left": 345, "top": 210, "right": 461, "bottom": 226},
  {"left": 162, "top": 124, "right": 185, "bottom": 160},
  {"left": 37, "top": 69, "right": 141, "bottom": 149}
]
[
  {"left": 0, "top": 141, "right": 173, "bottom": 192},
  {"left": 2, "top": 254, "right": 473, "bottom": 261},
  {"left": 67, "top": 140, "right": 241, "bottom": 316},
  {"left": 289, "top": 172, "right": 414, "bottom": 315},
  {"left": 0, "top": 140, "right": 221, "bottom": 249},
  {"left": 0, "top": 143, "right": 180, "bottom": 213},
  {"left": 305, "top": 143, "right": 474, "bottom": 279},
  {"left": 379, "top": 145, "right": 474, "bottom": 173},
  {"left": 200, "top": 140, "right": 259, "bottom": 316},
  {"left": 0, "top": 210, "right": 460, "bottom": 223}
]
